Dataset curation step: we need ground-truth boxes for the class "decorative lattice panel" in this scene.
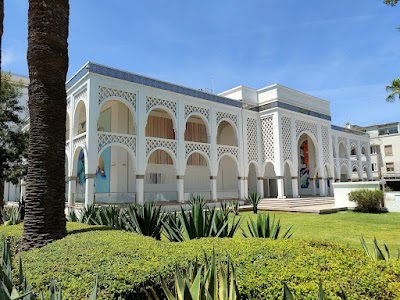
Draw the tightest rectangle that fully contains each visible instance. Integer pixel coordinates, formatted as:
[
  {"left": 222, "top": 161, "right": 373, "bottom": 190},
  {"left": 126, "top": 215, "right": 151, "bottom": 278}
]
[
  {"left": 351, "top": 159, "right": 359, "bottom": 169},
  {"left": 337, "top": 136, "right": 347, "bottom": 146},
  {"left": 184, "top": 105, "right": 210, "bottom": 122},
  {"left": 216, "top": 111, "right": 238, "bottom": 127},
  {"left": 73, "top": 134, "right": 86, "bottom": 152},
  {"left": 339, "top": 158, "right": 349, "bottom": 167},
  {"left": 146, "top": 96, "right": 177, "bottom": 117},
  {"left": 146, "top": 138, "right": 177, "bottom": 158},
  {"left": 185, "top": 142, "right": 210, "bottom": 159},
  {"left": 65, "top": 140, "right": 70, "bottom": 155},
  {"left": 217, "top": 145, "right": 238, "bottom": 161},
  {"left": 99, "top": 86, "right": 137, "bottom": 111},
  {"left": 360, "top": 142, "right": 369, "bottom": 155},
  {"left": 74, "top": 88, "right": 87, "bottom": 109},
  {"left": 67, "top": 97, "right": 71, "bottom": 112},
  {"left": 281, "top": 116, "right": 292, "bottom": 162},
  {"left": 350, "top": 139, "right": 358, "bottom": 151},
  {"left": 98, "top": 133, "right": 136, "bottom": 155},
  {"left": 261, "top": 117, "right": 275, "bottom": 162},
  {"left": 246, "top": 118, "right": 258, "bottom": 163},
  {"left": 295, "top": 120, "right": 318, "bottom": 141},
  {"left": 321, "top": 126, "right": 330, "bottom": 164}
]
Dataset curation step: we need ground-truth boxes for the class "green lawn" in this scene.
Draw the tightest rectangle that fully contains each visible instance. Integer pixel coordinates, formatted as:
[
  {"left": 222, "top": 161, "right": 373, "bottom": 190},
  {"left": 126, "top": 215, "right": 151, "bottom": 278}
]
[{"left": 239, "top": 210, "right": 400, "bottom": 252}]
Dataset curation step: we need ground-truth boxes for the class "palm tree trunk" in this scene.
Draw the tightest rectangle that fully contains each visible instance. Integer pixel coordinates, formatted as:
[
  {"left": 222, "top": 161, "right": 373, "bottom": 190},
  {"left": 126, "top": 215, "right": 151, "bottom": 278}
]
[
  {"left": 0, "top": 0, "right": 4, "bottom": 88},
  {"left": 22, "top": 0, "right": 69, "bottom": 251}
]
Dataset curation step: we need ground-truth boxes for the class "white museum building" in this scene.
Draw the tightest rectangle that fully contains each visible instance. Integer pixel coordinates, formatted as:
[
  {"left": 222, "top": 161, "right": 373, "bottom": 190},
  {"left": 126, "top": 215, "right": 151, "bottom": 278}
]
[{"left": 58, "top": 62, "right": 372, "bottom": 207}]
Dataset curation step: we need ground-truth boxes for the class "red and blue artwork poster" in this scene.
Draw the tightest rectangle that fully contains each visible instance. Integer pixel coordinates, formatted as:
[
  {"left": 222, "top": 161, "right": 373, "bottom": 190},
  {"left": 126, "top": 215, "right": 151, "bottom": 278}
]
[{"left": 299, "top": 140, "right": 310, "bottom": 188}]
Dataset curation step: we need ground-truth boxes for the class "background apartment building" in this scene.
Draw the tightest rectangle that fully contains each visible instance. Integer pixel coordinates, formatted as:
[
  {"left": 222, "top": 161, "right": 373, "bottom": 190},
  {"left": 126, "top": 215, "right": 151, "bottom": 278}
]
[{"left": 352, "top": 122, "right": 400, "bottom": 190}]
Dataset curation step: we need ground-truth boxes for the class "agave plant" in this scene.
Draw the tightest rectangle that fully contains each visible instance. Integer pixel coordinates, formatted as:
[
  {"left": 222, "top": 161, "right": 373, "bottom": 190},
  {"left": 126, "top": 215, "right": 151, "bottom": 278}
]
[
  {"left": 79, "top": 204, "right": 101, "bottom": 225},
  {"left": 0, "top": 237, "right": 32, "bottom": 299},
  {"left": 230, "top": 201, "right": 239, "bottom": 216},
  {"left": 242, "top": 213, "right": 292, "bottom": 239},
  {"left": 1, "top": 206, "right": 22, "bottom": 226},
  {"left": 147, "top": 250, "right": 239, "bottom": 300},
  {"left": 122, "top": 202, "right": 166, "bottom": 240},
  {"left": 94, "top": 205, "right": 124, "bottom": 229},
  {"left": 220, "top": 201, "right": 230, "bottom": 218},
  {"left": 190, "top": 195, "right": 206, "bottom": 206},
  {"left": 163, "top": 211, "right": 184, "bottom": 242},
  {"left": 360, "top": 236, "right": 399, "bottom": 261},
  {"left": 163, "top": 200, "right": 241, "bottom": 241},
  {"left": 248, "top": 192, "right": 261, "bottom": 214}
]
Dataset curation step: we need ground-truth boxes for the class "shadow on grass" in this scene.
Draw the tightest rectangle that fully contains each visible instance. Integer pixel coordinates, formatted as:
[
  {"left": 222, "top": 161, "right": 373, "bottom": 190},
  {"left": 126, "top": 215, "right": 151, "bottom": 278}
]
[{"left": 67, "top": 226, "right": 116, "bottom": 235}]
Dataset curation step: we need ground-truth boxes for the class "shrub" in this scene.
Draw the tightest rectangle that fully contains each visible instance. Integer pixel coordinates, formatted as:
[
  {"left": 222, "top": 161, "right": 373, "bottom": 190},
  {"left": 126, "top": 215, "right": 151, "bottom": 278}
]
[
  {"left": 348, "top": 189, "right": 383, "bottom": 213},
  {"left": 21, "top": 231, "right": 400, "bottom": 299}
]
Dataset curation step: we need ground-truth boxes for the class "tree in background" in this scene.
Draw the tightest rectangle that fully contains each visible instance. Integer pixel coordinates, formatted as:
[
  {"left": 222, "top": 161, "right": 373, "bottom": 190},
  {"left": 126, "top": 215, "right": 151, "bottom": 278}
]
[
  {"left": 386, "top": 78, "right": 400, "bottom": 102},
  {"left": 384, "top": 1, "right": 399, "bottom": 102},
  {"left": 21, "top": 0, "right": 69, "bottom": 251},
  {"left": 0, "top": 74, "right": 28, "bottom": 206}
]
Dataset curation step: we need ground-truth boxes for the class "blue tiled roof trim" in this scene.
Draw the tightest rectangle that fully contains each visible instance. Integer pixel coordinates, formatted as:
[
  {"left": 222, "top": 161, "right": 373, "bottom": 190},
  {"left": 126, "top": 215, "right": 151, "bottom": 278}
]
[
  {"left": 67, "top": 62, "right": 242, "bottom": 108},
  {"left": 66, "top": 66, "right": 89, "bottom": 89},
  {"left": 331, "top": 125, "right": 368, "bottom": 136},
  {"left": 251, "top": 101, "right": 331, "bottom": 121}
]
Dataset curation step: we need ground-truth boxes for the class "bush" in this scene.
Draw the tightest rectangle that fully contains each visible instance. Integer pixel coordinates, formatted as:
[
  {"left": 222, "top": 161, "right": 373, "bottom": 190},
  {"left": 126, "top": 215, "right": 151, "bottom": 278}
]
[
  {"left": 348, "top": 189, "right": 383, "bottom": 213},
  {"left": 20, "top": 231, "right": 400, "bottom": 299}
]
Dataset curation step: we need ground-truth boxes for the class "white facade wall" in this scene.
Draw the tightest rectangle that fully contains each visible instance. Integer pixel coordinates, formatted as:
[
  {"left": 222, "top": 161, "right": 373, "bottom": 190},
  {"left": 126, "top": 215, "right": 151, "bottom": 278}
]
[{"left": 14, "top": 63, "right": 374, "bottom": 206}]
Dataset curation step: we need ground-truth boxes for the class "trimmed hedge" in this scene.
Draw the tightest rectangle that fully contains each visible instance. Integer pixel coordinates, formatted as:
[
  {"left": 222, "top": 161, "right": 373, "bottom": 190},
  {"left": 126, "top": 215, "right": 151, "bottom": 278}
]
[
  {"left": 17, "top": 230, "right": 400, "bottom": 299},
  {"left": 0, "top": 222, "right": 100, "bottom": 255}
]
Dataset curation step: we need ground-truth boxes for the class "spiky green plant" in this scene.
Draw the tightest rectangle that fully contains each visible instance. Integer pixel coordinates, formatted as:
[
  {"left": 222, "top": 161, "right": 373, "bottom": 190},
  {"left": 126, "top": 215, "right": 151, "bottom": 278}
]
[
  {"left": 146, "top": 251, "right": 239, "bottom": 300},
  {"left": 248, "top": 192, "right": 261, "bottom": 213},
  {"left": 1, "top": 206, "right": 22, "bottom": 226},
  {"left": 220, "top": 201, "right": 230, "bottom": 218},
  {"left": 162, "top": 211, "right": 184, "bottom": 242},
  {"left": 122, "top": 202, "right": 166, "bottom": 240},
  {"left": 163, "top": 200, "right": 241, "bottom": 241},
  {"left": 0, "top": 237, "right": 32, "bottom": 299},
  {"left": 242, "top": 213, "right": 292, "bottom": 239},
  {"left": 230, "top": 201, "right": 239, "bottom": 216},
  {"left": 190, "top": 195, "right": 206, "bottom": 206},
  {"left": 360, "top": 236, "right": 399, "bottom": 261}
]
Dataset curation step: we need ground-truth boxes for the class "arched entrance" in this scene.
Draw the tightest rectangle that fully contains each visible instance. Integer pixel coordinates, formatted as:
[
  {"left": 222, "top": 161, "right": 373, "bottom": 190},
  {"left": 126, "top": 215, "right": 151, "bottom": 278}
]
[
  {"left": 95, "top": 145, "right": 136, "bottom": 204},
  {"left": 185, "top": 152, "right": 210, "bottom": 200},
  {"left": 217, "top": 155, "right": 239, "bottom": 200},
  {"left": 263, "top": 162, "right": 277, "bottom": 198},
  {"left": 298, "top": 133, "right": 318, "bottom": 196},
  {"left": 217, "top": 120, "right": 237, "bottom": 146},
  {"left": 145, "top": 149, "right": 177, "bottom": 202},
  {"left": 73, "top": 101, "right": 86, "bottom": 137}
]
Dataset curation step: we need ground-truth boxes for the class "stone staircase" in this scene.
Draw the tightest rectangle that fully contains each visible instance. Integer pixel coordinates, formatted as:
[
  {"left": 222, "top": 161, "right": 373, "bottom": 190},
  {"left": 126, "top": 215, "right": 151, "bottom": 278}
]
[{"left": 257, "top": 197, "right": 338, "bottom": 213}]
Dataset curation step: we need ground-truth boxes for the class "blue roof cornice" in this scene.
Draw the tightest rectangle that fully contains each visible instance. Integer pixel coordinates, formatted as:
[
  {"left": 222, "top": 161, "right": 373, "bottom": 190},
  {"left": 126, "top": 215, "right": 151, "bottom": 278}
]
[{"left": 67, "top": 62, "right": 242, "bottom": 108}]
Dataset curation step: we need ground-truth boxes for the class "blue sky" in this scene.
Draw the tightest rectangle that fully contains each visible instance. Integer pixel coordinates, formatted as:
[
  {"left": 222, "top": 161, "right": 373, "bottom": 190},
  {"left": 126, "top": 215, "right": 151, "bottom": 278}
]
[{"left": 4, "top": 0, "right": 400, "bottom": 126}]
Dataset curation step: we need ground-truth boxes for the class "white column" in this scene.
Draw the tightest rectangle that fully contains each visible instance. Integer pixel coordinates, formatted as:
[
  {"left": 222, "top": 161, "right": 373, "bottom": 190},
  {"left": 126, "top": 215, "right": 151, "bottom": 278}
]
[
  {"left": 210, "top": 176, "right": 217, "bottom": 201},
  {"left": 177, "top": 175, "right": 184, "bottom": 203},
  {"left": 136, "top": 175, "right": 144, "bottom": 204},
  {"left": 277, "top": 176, "right": 285, "bottom": 199},
  {"left": 257, "top": 177, "right": 264, "bottom": 198},
  {"left": 84, "top": 79, "right": 99, "bottom": 207},
  {"left": 244, "top": 177, "right": 249, "bottom": 198},
  {"left": 319, "top": 177, "right": 327, "bottom": 196},
  {"left": 238, "top": 177, "right": 245, "bottom": 200},
  {"left": 291, "top": 177, "right": 299, "bottom": 198},
  {"left": 85, "top": 174, "right": 95, "bottom": 206},
  {"left": 311, "top": 178, "right": 317, "bottom": 195},
  {"left": 67, "top": 176, "right": 76, "bottom": 206}
]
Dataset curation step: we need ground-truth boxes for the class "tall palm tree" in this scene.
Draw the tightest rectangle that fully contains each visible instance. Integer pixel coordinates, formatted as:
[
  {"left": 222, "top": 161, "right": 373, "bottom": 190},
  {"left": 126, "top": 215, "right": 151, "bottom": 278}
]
[
  {"left": 21, "top": 0, "right": 69, "bottom": 250},
  {"left": 0, "top": 0, "right": 4, "bottom": 88},
  {"left": 386, "top": 78, "right": 400, "bottom": 102}
]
